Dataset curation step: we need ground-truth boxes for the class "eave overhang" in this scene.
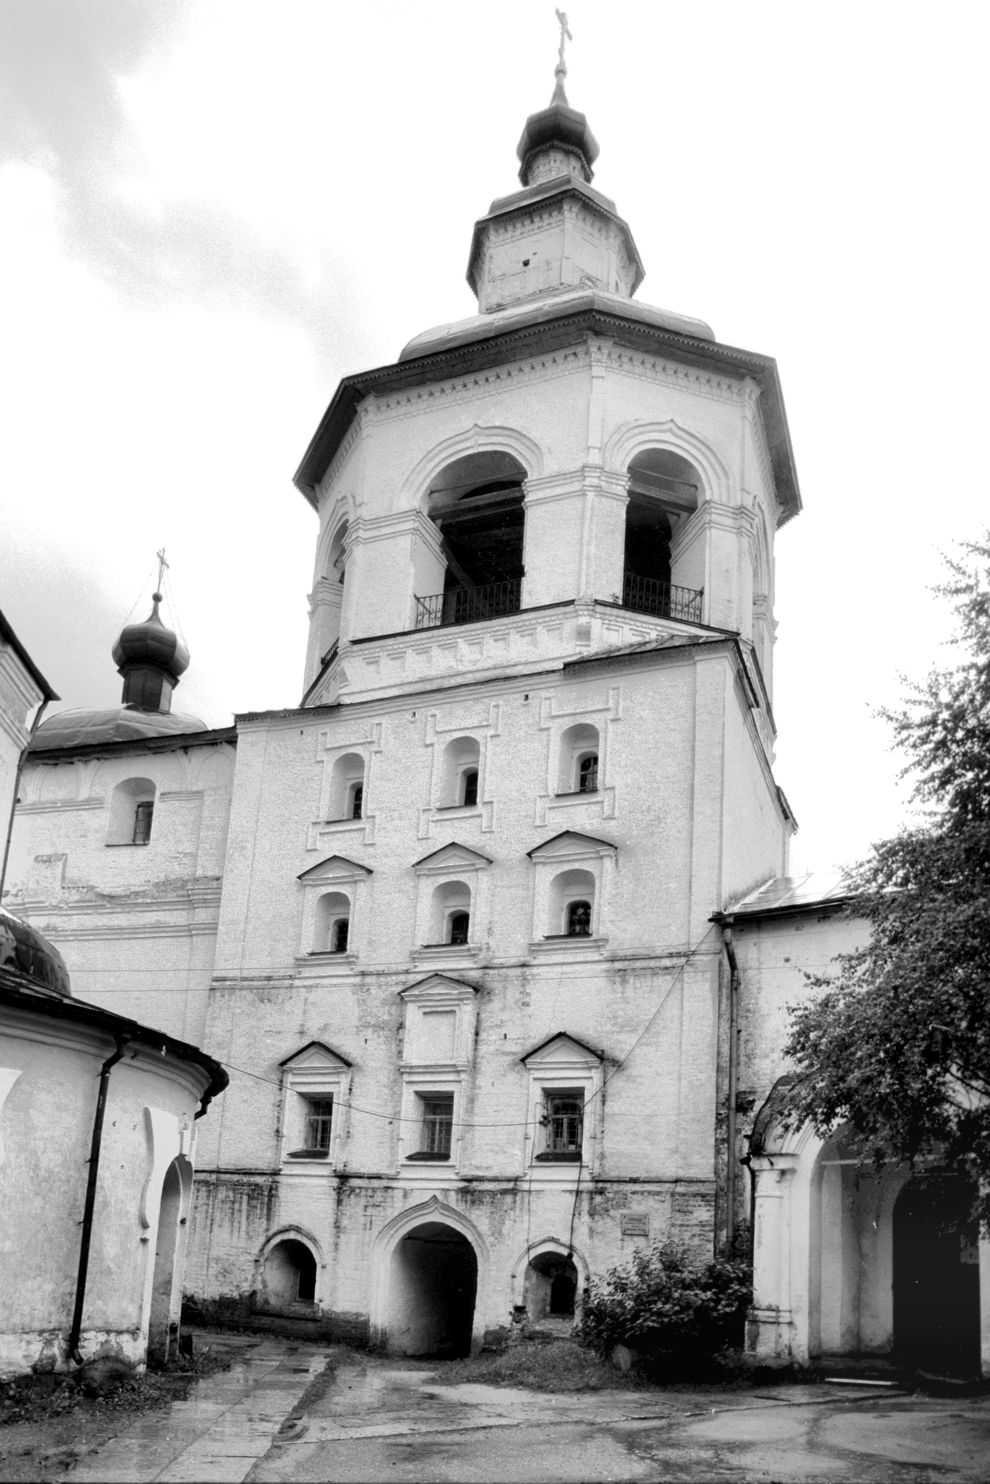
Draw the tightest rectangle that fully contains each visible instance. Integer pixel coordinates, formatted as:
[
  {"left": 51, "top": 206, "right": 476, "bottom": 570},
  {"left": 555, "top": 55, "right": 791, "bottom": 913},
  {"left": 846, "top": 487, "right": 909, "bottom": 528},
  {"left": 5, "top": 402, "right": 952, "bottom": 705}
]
[{"left": 293, "top": 307, "right": 801, "bottom": 525}]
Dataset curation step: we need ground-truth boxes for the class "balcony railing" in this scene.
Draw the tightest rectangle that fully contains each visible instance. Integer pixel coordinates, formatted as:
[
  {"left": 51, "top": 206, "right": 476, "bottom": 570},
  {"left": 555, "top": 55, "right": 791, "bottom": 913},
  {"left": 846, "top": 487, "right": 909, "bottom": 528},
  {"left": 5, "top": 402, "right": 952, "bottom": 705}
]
[
  {"left": 415, "top": 578, "right": 523, "bottom": 630},
  {"left": 622, "top": 573, "right": 704, "bottom": 624}
]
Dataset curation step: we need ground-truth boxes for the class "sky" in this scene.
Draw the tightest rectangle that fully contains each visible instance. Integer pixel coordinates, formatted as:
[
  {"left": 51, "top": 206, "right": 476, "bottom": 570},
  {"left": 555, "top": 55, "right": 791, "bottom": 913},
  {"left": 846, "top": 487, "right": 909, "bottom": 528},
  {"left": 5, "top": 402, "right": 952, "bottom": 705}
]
[{"left": 0, "top": 0, "right": 986, "bottom": 875}]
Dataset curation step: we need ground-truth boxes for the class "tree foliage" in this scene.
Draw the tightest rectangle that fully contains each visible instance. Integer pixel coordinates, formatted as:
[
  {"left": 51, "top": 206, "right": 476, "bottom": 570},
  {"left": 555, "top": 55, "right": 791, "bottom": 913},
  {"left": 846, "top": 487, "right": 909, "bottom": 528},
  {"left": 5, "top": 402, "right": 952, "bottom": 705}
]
[
  {"left": 579, "top": 1242, "right": 752, "bottom": 1375},
  {"left": 784, "top": 537, "right": 990, "bottom": 1219}
]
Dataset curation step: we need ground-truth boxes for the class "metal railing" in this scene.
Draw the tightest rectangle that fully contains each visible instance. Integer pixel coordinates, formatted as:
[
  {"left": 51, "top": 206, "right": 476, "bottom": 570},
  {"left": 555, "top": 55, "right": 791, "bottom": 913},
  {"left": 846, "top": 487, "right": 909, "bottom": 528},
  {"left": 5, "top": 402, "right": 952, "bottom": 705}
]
[
  {"left": 622, "top": 573, "right": 704, "bottom": 624},
  {"left": 415, "top": 577, "right": 522, "bottom": 630}
]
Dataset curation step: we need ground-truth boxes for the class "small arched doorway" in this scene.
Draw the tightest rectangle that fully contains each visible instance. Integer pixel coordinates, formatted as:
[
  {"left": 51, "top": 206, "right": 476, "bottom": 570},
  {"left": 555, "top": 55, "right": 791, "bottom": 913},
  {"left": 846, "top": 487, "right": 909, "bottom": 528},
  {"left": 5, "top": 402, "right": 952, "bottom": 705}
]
[
  {"left": 388, "top": 1221, "right": 477, "bottom": 1357},
  {"left": 147, "top": 1158, "right": 184, "bottom": 1363},
  {"left": 893, "top": 1174, "right": 980, "bottom": 1377},
  {"left": 258, "top": 1238, "right": 319, "bottom": 1312},
  {"left": 523, "top": 1251, "right": 579, "bottom": 1323}
]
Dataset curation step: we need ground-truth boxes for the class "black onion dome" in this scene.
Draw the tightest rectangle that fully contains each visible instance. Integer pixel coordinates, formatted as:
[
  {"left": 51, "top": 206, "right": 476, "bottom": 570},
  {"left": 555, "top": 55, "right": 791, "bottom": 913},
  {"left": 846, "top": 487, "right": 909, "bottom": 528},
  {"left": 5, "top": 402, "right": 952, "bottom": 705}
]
[
  {"left": 0, "top": 905, "right": 71, "bottom": 998},
  {"left": 112, "top": 594, "right": 190, "bottom": 683},
  {"left": 516, "top": 74, "right": 599, "bottom": 184}
]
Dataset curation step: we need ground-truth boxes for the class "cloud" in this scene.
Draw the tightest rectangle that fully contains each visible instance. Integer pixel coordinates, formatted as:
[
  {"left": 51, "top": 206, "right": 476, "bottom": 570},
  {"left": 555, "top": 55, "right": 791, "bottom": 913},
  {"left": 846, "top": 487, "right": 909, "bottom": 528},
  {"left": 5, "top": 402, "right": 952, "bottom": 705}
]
[{"left": 0, "top": 0, "right": 331, "bottom": 340}]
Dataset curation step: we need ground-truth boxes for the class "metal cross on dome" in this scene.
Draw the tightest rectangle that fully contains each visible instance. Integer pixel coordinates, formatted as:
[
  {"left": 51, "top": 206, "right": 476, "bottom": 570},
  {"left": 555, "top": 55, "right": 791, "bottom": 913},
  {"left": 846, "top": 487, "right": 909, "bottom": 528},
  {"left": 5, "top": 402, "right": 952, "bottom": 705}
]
[
  {"left": 155, "top": 547, "right": 169, "bottom": 593},
  {"left": 555, "top": 9, "right": 572, "bottom": 70}
]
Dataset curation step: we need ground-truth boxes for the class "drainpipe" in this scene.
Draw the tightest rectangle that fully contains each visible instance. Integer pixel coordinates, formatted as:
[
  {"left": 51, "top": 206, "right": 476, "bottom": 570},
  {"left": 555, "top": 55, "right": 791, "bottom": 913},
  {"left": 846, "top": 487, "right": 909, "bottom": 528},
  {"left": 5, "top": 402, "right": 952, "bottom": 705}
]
[
  {"left": 721, "top": 924, "right": 740, "bottom": 1256},
  {"left": 69, "top": 1033, "right": 130, "bottom": 1364},
  {"left": 0, "top": 698, "right": 49, "bottom": 897}
]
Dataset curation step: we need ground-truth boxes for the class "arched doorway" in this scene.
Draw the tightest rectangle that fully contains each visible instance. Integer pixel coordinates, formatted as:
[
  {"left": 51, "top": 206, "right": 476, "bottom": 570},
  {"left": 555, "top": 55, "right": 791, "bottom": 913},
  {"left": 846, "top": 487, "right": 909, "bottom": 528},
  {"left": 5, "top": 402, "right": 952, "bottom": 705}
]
[
  {"left": 147, "top": 1158, "right": 184, "bottom": 1363},
  {"left": 623, "top": 448, "right": 701, "bottom": 622},
  {"left": 388, "top": 1221, "right": 477, "bottom": 1357},
  {"left": 422, "top": 452, "right": 527, "bottom": 628},
  {"left": 893, "top": 1174, "right": 980, "bottom": 1377},
  {"left": 524, "top": 1252, "right": 579, "bottom": 1322}
]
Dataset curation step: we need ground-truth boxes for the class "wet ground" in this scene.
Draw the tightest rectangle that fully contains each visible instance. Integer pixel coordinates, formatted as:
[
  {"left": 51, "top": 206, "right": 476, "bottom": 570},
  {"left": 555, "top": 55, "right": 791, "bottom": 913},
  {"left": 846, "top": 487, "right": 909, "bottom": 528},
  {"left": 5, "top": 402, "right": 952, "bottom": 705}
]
[{"left": 62, "top": 1336, "right": 990, "bottom": 1483}]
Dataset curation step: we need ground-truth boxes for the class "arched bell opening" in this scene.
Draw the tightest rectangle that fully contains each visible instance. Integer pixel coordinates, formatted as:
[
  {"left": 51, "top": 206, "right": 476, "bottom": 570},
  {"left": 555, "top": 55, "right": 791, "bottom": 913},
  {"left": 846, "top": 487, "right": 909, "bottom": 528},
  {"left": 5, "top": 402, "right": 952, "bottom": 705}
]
[
  {"left": 623, "top": 450, "right": 702, "bottom": 623},
  {"left": 387, "top": 1221, "right": 478, "bottom": 1357},
  {"left": 892, "top": 1173, "right": 981, "bottom": 1379},
  {"left": 418, "top": 452, "right": 526, "bottom": 628}
]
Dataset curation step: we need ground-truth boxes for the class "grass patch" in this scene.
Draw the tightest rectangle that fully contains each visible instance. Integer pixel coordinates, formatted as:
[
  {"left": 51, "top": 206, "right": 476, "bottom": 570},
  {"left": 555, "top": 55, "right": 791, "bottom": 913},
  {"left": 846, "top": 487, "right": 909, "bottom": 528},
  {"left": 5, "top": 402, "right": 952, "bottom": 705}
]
[{"left": 431, "top": 1339, "right": 634, "bottom": 1392}]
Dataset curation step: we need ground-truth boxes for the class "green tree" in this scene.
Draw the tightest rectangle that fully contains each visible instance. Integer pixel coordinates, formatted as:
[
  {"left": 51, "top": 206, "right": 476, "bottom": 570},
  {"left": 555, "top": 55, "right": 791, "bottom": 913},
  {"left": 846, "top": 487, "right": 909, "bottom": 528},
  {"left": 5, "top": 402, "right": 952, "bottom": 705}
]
[{"left": 784, "top": 537, "right": 990, "bottom": 1222}]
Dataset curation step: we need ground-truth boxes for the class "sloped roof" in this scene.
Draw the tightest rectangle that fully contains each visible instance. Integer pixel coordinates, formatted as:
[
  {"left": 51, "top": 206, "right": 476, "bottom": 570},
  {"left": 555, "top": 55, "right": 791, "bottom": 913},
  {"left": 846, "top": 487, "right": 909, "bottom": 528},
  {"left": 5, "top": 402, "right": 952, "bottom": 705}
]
[{"left": 721, "top": 869, "right": 857, "bottom": 921}]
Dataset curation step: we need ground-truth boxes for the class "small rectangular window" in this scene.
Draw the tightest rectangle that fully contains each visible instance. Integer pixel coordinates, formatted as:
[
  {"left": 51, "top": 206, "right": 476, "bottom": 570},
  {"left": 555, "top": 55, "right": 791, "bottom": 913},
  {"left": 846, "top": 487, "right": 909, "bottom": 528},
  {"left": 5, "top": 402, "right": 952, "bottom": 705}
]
[
  {"left": 541, "top": 1091, "right": 583, "bottom": 1159},
  {"left": 132, "top": 800, "right": 154, "bottom": 845},
  {"left": 301, "top": 1097, "right": 334, "bottom": 1154},
  {"left": 420, "top": 1094, "right": 453, "bottom": 1157}
]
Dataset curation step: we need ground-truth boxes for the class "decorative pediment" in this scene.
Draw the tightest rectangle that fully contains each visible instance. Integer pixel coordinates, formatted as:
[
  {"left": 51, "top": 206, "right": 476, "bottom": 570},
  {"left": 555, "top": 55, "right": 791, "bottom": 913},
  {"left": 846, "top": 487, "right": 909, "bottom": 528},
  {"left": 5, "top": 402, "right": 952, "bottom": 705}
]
[
  {"left": 297, "top": 854, "right": 372, "bottom": 886},
  {"left": 412, "top": 841, "right": 493, "bottom": 875},
  {"left": 279, "top": 1040, "right": 353, "bottom": 1071},
  {"left": 527, "top": 831, "right": 617, "bottom": 861},
  {"left": 521, "top": 1032, "right": 604, "bottom": 1068},
  {"left": 399, "top": 973, "right": 479, "bottom": 1004}
]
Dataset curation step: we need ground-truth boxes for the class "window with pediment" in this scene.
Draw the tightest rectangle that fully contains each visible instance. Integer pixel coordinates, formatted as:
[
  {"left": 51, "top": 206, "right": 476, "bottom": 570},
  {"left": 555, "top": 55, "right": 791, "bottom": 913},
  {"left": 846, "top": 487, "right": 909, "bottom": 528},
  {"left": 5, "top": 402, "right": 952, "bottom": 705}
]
[
  {"left": 521, "top": 1032, "right": 604, "bottom": 1170},
  {"left": 527, "top": 831, "right": 616, "bottom": 950},
  {"left": 279, "top": 1042, "right": 353, "bottom": 1167},
  {"left": 297, "top": 855, "right": 372, "bottom": 959},
  {"left": 397, "top": 975, "right": 478, "bottom": 1173},
  {"left": 412, "top": 843, "right": 491, "bottom": 960}
]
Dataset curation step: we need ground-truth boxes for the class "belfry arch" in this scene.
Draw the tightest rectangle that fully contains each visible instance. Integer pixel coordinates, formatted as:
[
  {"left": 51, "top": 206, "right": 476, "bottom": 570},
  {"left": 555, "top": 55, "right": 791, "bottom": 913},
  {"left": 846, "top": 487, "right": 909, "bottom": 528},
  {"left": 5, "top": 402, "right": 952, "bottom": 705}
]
[
  {"left": 415, "top": 451, "right": 528, "bottom": 629},
  {"left": 623, "top": 449, "right": 702, "bottom": 622}
]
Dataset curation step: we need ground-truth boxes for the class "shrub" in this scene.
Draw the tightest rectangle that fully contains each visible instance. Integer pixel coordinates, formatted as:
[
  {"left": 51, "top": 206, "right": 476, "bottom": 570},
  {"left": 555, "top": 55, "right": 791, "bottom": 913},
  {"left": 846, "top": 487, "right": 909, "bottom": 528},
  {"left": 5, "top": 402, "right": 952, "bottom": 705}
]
[{"left": 578, "top": 1242, "right": 752, "bottom": 1378}]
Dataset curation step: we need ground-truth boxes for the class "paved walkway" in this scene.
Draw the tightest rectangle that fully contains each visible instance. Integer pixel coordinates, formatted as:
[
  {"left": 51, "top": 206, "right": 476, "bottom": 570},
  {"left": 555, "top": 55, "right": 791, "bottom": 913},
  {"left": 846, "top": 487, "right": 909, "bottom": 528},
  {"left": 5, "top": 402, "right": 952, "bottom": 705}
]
[
  {"left": 70, "top": 1336, "right": 328, "bottom": 1484},
  {"left": 67, "top": 1337, "right": 990, "bottom": 1483}
]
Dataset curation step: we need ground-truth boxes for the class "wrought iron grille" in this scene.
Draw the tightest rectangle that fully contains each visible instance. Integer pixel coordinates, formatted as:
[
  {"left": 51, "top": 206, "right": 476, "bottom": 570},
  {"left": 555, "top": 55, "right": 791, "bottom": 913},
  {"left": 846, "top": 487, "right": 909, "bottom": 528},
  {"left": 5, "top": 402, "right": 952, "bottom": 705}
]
[
  {"left": 622, "top": 573, "right": 704, "bottom": 623},
  {"left": 415, "top": 577, "right": 522, "bottom": 630}
]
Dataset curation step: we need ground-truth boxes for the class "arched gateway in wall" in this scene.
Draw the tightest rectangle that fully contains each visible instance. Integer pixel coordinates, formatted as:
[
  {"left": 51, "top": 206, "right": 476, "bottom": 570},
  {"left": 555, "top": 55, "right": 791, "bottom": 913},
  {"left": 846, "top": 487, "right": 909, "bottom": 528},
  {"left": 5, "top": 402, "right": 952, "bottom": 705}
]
[
  {"left": 370, "top": 1199, "right": 487, "bottom": 1357},
  {"left": 747, "top": 1078, "right": 987, "bottom": 1378}
]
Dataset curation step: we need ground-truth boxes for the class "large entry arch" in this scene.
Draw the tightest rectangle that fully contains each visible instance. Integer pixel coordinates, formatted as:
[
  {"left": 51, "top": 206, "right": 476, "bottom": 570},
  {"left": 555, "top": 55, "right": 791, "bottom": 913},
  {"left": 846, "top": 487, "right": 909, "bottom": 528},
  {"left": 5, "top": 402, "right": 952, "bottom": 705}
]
[{"left": 371, "top": 1197, "right": 487, "bottom": 1357}]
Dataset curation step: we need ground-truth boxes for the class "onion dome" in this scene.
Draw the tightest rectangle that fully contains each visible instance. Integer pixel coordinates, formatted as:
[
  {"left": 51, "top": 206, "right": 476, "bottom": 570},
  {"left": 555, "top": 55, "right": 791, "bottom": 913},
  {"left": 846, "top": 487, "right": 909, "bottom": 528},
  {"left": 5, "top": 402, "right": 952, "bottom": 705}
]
[
  {"left": 112, "top": 591, "right": 190, "bottom": 714},
  {"left": 0, "top": 904, "right": 71, "bottom": 998},
  {"left": 516, "top": 66, "right": 599, "bottom": 187}
]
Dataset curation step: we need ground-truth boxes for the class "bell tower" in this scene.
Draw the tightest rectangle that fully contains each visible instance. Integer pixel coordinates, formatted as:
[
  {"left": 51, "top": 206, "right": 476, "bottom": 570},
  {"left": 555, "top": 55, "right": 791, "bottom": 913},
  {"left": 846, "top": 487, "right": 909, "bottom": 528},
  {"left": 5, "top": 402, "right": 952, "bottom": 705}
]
[{"left": 296, "top": 42, "right": 799, "bottom": 731}]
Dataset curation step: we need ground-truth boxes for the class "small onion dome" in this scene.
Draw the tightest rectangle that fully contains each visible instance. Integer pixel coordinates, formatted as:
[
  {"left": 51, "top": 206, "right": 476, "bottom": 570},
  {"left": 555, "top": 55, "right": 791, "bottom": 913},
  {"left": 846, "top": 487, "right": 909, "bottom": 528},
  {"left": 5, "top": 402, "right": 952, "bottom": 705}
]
[
  {"left": 516, "top": 72, "right": 599, "bottom": 186},
  {"left": 0, "top": 905, "right": 71, "bottom": 998},
  {"left": 30, "top": 705, "right": 207, "bottom": 752},
  {"left": 112, "top": 593, "right": 190, "bottom": 684}
]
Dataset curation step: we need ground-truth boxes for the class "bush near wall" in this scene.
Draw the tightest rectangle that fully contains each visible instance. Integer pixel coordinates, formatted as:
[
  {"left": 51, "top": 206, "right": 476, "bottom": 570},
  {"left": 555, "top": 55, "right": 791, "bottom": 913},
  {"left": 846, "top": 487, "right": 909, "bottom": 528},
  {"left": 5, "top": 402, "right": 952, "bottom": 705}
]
[{"left": 578, "top": 1242, "right": 752, "bottom": 1378}]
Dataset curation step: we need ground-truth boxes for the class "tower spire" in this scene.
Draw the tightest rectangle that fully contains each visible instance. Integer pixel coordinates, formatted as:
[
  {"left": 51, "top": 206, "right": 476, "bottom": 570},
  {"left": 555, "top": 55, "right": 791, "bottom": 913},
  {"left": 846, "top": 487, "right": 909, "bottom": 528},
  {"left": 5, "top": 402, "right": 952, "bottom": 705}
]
[{"left": 552, "top": 9, "right": 572, "bottom": 105}]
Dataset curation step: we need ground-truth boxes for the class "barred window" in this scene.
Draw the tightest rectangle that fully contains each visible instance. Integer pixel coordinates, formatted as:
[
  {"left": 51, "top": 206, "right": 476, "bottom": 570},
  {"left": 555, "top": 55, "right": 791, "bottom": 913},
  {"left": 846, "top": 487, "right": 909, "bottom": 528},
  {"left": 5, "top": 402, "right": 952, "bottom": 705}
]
[
  {"left": 543, "top": 1091, "right": 583, "bottom": 1159},
  {"left": 132, "top": 800, "right": 154, "bottom": 845}
]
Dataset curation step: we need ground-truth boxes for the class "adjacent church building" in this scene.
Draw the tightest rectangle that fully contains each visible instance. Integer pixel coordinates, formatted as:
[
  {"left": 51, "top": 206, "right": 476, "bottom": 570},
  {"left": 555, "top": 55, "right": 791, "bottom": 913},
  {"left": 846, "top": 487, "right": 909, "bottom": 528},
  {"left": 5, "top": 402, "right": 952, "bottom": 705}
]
[{"left": 5, "top": 60, "right": 988, "bottom": 1379}]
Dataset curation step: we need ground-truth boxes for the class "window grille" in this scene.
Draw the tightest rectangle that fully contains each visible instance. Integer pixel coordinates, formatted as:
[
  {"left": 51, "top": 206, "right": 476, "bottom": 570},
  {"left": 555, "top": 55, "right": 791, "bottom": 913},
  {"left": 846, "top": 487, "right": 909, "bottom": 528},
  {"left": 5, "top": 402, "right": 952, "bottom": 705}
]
[
  {"left": 545, "top": 1093, "right": 583, "bottom": 1156},
  {"left": 304, "top": 1097, "right": 334, "bottom": 1152},
  {"left": 566, "top": 899, "right": 592, "bottom": 937},
  {"left": 330, "top": 918, "right": 349, "bottom": 953},
  {"left": 448, "top": 911, "right": 470, "bottom": 946},
  {"left": 350, "top": 784, "right": 363, "bottom": 819},
  {"left": 578, "top": 754, "right": 598, "bottom": 792},
  {"left": 421, "top": 1095, "right": 453, "bottom": 1156},
  {"left": 132, "top": 800, "right": 154, "bottom": 845},
  {"left": 461, "top": 769, "right": 478, "bottom": 807}
]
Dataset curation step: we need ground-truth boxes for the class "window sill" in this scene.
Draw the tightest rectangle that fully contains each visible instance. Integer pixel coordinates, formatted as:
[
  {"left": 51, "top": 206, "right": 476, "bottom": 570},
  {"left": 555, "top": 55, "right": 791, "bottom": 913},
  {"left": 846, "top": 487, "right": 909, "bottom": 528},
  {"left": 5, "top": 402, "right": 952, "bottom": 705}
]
[
  {"left": 529, "top": 936, "right": 607, "bottom": 957},
  {"left": 534, "top": 1151, "right": 582, "bottom": 1162},
  {"left": 405, "top": 1151, "right": 451, "bottom": 1163},
  {"left": 324, "top": 815, "right": 363, "bottom": 825},
  {"left": 553, "top": 790, "right": 601, "bottom": 800},
  {"left": 411, "top": 942, "right": 482, "bottom": 964},
  {"left": 286, "top": 1148, "right": 329, "bottom": 1160},
  {"left": 436, "top": 804, "right": 480, "bottom": 813},
  {"left": 105, "top": 841, "right": 150, "bottom": 848}
]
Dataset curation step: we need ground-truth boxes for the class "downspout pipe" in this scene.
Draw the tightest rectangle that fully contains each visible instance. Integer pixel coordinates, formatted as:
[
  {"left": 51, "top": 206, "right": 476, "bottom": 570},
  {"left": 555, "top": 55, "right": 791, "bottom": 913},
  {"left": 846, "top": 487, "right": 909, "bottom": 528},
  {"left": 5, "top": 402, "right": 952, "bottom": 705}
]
[
  {"left": 721, "top": 923, "right": 741, "bottom": 1256},
  {"left": 69, "top": 1034, "right": 130, "bottom": 1364}
]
